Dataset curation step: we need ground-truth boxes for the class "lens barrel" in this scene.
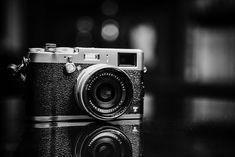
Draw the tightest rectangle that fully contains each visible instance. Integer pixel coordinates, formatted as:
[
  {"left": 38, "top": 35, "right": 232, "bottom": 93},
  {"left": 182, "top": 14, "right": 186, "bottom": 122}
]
[{"left": 75, "top": 64, "right": 133, "bottom": 121}]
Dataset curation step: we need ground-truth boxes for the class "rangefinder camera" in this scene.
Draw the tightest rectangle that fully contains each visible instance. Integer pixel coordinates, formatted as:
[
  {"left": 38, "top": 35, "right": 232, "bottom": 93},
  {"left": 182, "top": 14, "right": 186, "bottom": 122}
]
[
  {"left": 16, "top": 120, "right": 142, "bottom": 157},
  {"left": 26, "top": 43, "right": 145, "bottom": 121}
]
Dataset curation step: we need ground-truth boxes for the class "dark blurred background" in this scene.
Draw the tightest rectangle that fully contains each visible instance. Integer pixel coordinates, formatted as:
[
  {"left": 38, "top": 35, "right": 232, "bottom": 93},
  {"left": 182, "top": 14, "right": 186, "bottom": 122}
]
[{"left": 1, "top": 0, "right": 235, "bottom": 156}]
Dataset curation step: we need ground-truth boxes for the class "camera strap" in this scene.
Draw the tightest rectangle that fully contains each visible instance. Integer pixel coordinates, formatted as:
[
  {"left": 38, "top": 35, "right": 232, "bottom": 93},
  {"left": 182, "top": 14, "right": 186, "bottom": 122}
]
[{"left": 7, "top": 56, "right": 30, "bottom": 82}]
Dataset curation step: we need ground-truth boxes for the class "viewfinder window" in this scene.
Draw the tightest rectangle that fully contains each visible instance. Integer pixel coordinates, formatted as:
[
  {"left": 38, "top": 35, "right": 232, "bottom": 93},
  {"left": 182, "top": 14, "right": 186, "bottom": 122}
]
[{"left": 118, "top": 53, "right": 137, "bottom": 67}]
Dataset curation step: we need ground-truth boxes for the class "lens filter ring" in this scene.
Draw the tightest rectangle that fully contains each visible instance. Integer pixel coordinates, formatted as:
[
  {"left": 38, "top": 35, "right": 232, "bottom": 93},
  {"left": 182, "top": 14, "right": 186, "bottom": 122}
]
[{"left": 75, "top": 64, "right": 133, "bottom": 121}]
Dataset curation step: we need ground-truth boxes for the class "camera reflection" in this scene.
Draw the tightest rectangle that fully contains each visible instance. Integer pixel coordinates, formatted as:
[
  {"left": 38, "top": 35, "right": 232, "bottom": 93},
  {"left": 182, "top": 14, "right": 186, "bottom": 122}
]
[{"left": 14, "top": 120, "right": 142, "bottom": 157}]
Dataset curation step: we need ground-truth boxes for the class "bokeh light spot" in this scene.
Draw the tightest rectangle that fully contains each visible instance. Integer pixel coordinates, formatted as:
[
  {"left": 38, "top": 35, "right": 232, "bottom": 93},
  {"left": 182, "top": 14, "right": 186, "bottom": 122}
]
[{"left": 101, "top": 20, "right": 119, "bottom": 42}]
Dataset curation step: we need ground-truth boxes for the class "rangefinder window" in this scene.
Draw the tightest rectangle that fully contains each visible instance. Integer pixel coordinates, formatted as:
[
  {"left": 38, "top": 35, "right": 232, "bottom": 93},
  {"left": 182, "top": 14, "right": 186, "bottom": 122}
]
[
  {"left": 84, "top": 53, "right": 100, "bottom": 61},
  {"left": 118, "top": 53, "right": 137, "bottom": 67}
]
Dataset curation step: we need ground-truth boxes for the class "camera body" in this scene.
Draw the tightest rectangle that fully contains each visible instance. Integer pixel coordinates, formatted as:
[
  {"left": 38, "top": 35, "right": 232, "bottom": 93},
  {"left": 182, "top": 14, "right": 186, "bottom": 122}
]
[
  {"left": 26, "top": 45, "right": 144, "bottom": 121},
  {"left": 16, "top": 120, "right": 143, "bottom": 157}
]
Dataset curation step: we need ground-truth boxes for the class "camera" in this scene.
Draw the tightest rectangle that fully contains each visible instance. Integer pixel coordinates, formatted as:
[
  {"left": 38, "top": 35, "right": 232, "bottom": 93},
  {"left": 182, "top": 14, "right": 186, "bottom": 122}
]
[
  {"left": 15, "top": 120, "right": 143, "bottom": 157},
  {"left": 26, "top": 44, "right": 145, "bottom": 121}
]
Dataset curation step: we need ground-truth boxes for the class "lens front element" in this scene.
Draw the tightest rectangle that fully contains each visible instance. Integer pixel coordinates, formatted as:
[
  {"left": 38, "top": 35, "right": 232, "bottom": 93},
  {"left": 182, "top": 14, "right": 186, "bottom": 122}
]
[
  {"left": 96, "top": 83, "right": 115, "bottom": 102},
  {"left": 75, "top": 64, "right": 133, "bottom": 121}
]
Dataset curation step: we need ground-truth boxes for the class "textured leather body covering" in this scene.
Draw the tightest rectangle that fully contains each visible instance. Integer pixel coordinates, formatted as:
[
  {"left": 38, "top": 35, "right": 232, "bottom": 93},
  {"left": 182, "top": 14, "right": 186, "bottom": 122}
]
[{"left": 26, "top": 63, "right": 144, "bottom": 118}]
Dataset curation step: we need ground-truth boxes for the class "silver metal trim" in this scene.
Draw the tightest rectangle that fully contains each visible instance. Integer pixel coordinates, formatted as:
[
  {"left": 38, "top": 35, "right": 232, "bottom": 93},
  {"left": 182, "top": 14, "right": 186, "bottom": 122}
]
[
  {"left": 33, "top": 119, "right": 142, "bottom": 129},
  {"left": 28, "top": 47, "right": 144, "bottom": 70},
  {"left": 32, "top": 114, "right": 141, "bottom": 122},
  {"left": 34, "top": 122, "right": 91, "bottom": 128}
]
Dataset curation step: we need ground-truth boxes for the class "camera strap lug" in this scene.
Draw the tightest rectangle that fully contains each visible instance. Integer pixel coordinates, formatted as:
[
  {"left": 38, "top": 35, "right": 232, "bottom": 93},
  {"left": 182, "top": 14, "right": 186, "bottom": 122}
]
[{"left": 144, "top": 66, "right": 147, "bottom": 73}]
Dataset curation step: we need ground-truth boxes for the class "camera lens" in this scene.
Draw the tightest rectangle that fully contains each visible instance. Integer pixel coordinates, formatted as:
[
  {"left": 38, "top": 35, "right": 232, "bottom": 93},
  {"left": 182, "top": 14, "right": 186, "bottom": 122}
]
[
  {"left": 75, "top": 125, "right": 132, "bottom": 157},
  {"left": 75, "top": 64, "right": 133, "bottom": 120},
  {"left": 96, "top": 83, "right": 115, "bottom": 103}
]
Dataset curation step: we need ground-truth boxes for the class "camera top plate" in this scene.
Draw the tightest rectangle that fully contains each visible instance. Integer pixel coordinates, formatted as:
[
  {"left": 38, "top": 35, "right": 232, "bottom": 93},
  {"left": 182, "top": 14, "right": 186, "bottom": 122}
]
[{"left": 28, "top": 47, "right": 144, "bottom": 70}]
